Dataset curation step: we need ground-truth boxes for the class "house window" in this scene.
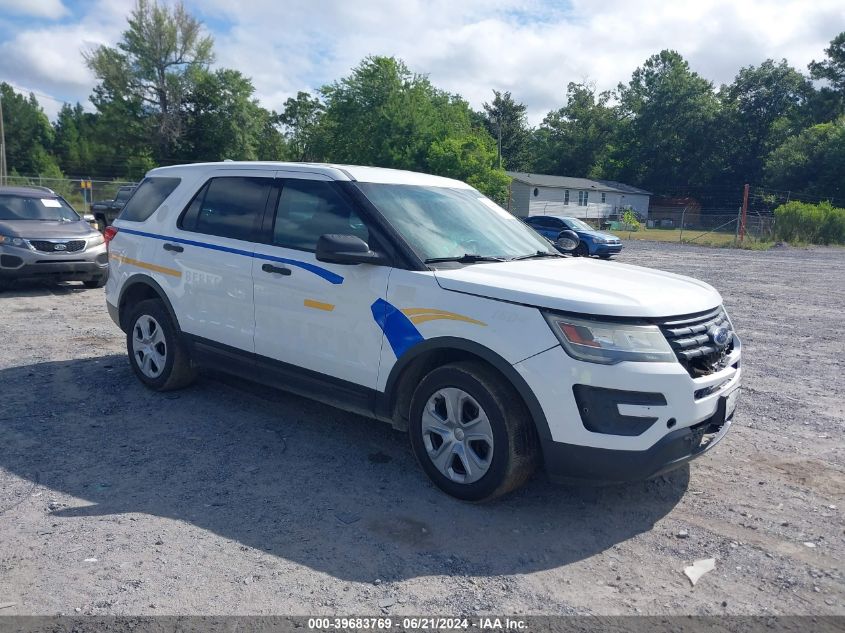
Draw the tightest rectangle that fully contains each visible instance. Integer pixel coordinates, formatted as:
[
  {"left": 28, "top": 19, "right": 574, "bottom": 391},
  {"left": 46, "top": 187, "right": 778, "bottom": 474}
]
[
  {"left": 564, "top": 190, "right": 569, "bottom": 205},
  {"left": 578, "top": 190, "right": 588, "bottom": 206},
  {"left": 533, "top": 187, "right": 539, "bottom": 197},
  {"left": 601, "top": 192, "right": 606, "bottom": 204}
]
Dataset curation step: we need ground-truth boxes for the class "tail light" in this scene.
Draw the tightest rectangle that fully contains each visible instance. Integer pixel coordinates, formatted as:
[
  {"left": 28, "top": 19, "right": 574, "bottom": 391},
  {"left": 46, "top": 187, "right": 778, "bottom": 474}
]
[{"left": 103, "top": 226, "right": 118, "bottom": 249}]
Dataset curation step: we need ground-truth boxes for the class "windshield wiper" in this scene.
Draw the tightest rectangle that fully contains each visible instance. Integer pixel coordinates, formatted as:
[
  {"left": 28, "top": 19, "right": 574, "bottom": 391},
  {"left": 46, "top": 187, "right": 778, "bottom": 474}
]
[
  {"left": 510, "top": 251, "right": 562, "bottom": 261},
  {"left": 424, "top": 254, "right": 508, "bottom": 264}
]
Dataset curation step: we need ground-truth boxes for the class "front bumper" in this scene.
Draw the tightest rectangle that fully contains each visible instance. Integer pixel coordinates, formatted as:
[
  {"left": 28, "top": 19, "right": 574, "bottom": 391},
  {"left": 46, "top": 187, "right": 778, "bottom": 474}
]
[
  {"left": 514, "top": 341, "right": 741, "bottom": 483},
  {"left": 541, "top": 402, "right": 734, "bottom": 484},
  {"left": 591, "top": 242, "right": 623, "bottom": 255},
  {"left": 0, "top": 244, "right": 108, "bottom": 282}
]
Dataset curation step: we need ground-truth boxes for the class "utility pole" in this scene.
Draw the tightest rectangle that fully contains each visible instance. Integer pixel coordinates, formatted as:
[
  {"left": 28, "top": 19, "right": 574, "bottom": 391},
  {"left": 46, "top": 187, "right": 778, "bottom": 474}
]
[
  {"left": 739, "top": 183, "right": 749, "bottom": 243},
  {"left": 0, "top": 90, "right": 7, "bottom": 186}
]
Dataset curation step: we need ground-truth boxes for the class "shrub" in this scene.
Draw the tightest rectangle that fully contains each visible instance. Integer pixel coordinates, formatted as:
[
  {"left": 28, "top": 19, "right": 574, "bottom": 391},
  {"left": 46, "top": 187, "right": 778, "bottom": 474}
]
[
  {"left": 622, "top": 209, "right": 642, "bottom": 232},
  {"left": 774, "top": 201, "right": 845, "bottom": 245}
]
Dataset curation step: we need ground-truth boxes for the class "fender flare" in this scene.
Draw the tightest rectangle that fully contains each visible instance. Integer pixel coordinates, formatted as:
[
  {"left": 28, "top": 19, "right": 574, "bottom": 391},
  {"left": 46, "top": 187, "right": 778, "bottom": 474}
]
[
  {"left": 380, "top": 336, "right": 552, "bottom": 441},
  {"left": 117, "top": 274, "right": 181, "bottom": 333}
]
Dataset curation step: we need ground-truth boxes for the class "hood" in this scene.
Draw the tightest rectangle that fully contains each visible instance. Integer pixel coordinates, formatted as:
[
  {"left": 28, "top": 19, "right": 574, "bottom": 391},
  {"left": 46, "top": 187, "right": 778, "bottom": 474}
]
[
  {"left": 433, "top": 258, "right": 721, "bottom": 318},
  {"left": 0, "top": 219, "right": 97, "bottom": 239},
  {"left": 574, "top": 228, "right": 618, "bottom": 241}
]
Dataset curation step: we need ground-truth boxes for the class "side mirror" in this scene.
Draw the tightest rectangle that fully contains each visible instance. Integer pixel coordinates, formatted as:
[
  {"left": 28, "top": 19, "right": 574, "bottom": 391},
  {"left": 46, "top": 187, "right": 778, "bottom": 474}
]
[
  {"left": 555, "top": 229, "right": 580, "bottom": 253},
  {"left": 315, "top": 234, "right": 388, "bottom": 265},
  {"left": 83, "top": 213, "right": 96, "bottom": 222}
]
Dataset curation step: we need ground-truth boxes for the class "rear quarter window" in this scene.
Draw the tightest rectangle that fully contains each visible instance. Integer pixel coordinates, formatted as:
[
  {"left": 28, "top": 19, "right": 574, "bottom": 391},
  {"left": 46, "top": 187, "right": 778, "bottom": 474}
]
[{"left": 118, "top": 177, "right": 181, "bottom": 222}]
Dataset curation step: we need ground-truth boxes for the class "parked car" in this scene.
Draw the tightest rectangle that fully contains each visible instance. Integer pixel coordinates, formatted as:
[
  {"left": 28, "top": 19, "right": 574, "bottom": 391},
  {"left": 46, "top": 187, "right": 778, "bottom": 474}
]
[
  {"left": 105, "top": 163, "right": 741, "bottom": 501},
  {"left": 0, "top": 186, "right": 109, "bottom": 289},
  {"left": 92, "top": 184, "right": 136, "bottom": 231},
  {"left": 524, "top": 214, "right": 623, "bottom": 258}
]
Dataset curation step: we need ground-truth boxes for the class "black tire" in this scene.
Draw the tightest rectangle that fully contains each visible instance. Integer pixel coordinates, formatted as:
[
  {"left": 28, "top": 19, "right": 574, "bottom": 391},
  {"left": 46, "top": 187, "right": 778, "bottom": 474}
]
[
  {"left": 574, "top": 241, "right": 590, "bottom": 257},
  {"left": 83, "top": 276, "right": 107, "bottom": 289},
  {"left": 409, "top": 361, "right": 538, "bottom": 502},
  {"left": 126, "top": 299, "right": 196, "bottom": 391}
]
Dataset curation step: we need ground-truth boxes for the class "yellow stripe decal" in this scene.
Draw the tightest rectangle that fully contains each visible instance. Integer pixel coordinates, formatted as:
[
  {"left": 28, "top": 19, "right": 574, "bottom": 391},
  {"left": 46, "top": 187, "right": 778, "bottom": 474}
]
[
  {"left": 304, "top": 299, "right": 335, "bottom": 312},
  {"left": 401, "top": 308, "right": 486, "bottom": 327},
  {"left": 110, "top": 253, "right": 181, "bottom": 278}
]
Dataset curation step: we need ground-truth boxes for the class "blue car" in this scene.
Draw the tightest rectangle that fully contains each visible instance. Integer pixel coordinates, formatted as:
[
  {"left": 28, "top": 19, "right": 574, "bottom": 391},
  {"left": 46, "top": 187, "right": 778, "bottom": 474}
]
[{"left": 524, "top": 215, "right": 623, "bottom": 259}]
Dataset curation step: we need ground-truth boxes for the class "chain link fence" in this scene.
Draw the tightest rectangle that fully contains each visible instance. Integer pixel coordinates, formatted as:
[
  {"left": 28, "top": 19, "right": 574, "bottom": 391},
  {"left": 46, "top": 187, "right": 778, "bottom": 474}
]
[
  {"left": 4, "top": 175, "right": 820, "bottom": 247},
  {"left": 525, "top": 206, "right": 776, "bottom": 247},
  {"left": 3, "top": 175, "right": 136, "bottom": 212}
]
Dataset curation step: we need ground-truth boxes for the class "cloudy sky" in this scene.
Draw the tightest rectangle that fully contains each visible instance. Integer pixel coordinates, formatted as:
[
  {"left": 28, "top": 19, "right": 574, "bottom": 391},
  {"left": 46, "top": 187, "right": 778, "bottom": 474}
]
[{"left": 0, "top": 0, "right": 843, "bottom": 122}]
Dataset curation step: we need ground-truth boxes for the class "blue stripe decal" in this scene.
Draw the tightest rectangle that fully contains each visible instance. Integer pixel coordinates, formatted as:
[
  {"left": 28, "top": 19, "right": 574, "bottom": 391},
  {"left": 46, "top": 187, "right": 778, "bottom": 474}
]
[
  {"left": 119, "top": 227, "right": 344, "bottom": 285},
  {"left": 371, "top": 298, "right": 424, "bottom": 358}
]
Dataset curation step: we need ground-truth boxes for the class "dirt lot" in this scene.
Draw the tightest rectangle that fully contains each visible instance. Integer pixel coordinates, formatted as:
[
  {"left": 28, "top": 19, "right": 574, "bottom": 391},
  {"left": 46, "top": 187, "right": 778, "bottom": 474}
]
[{"left": 0, "top": 241, "right": 843, "bottom": 616}]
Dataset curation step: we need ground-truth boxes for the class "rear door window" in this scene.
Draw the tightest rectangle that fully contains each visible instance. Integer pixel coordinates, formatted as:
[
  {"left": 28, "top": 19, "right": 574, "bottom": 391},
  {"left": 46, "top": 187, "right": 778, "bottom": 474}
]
[
  {"left": 119, "top": 177, "right": 180, "bottom": 222},
  {"left": 180, "top": 177, "right": 271, "bottom": 242}
]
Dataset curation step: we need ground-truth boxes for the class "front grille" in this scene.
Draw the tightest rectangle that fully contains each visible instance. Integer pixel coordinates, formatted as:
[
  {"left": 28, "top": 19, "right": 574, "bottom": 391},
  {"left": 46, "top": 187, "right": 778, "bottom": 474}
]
[
  {"left": 657, "top": 306, "right": 735, "bottom": 377},
  {"left": 29, "top": 239, "right": 86, "bottom": 253}
]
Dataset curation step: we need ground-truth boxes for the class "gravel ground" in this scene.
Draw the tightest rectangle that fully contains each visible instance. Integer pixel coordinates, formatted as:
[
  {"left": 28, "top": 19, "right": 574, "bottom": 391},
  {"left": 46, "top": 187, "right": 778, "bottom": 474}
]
[{"left": 0, "top": 240, "right": 843, "bottom": 616}]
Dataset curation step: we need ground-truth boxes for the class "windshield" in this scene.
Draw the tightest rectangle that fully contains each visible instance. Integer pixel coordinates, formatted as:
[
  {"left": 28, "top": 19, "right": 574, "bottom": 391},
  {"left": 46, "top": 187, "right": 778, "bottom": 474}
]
[
  {"left": 357, "top": 183, "right": 555, "bottom": 261},
  {"left": 0, "top": 195, "right": 80, "bottom": 221},
  {"left": 562, "top": 217, "right": 594, "bottom": 231}
]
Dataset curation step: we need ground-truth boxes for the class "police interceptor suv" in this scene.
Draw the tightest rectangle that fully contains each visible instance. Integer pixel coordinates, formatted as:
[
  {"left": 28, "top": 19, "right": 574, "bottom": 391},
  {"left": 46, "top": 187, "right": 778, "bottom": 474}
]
[{"left": 104, "top": 162, "right": 741, "bottom": 501}]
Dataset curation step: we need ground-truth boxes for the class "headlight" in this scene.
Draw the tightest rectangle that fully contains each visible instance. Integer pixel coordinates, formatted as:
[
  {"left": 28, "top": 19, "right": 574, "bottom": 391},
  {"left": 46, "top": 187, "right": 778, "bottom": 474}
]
[
  {"left": 87, "top": 233, "right": 105, "bottom": 247},
  {"left": 592, "top": 236, "right": 607, "bottom": 244},
  {"left": 0, "top": 234, "right": 29, "bottom": 248},
  {"left": 543, "top": 313, "right": 676, "bottom": 364}
]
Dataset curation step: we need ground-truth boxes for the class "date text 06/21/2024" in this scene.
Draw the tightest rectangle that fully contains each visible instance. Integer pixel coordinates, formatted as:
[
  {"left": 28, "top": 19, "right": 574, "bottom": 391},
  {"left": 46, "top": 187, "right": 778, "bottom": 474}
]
[{"left": 306, "top": 617, "right": 528, "bottom": 630}]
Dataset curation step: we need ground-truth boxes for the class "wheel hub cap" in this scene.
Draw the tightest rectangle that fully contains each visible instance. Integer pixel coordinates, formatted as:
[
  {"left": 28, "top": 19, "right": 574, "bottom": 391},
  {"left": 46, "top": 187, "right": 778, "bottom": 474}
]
[
  {"left": 421, "top": 387, "right": 494, "bottom": 484},
  {"left": 131, "top": 314, "right": 167, "bottom": 379}
]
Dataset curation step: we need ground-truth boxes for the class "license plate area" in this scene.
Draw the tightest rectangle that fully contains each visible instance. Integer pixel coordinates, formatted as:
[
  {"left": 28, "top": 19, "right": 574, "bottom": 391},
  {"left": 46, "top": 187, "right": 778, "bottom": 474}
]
[{"left": 724, "top": 387, "right": 740, "bottom": 420}]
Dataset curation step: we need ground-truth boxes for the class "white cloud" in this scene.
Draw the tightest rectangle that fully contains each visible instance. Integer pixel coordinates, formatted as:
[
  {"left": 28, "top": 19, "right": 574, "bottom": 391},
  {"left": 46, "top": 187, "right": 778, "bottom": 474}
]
[
  {"left": 201, "top": 0, "right": 845, "bottom": 124},
  {"left": 0, "top": 0, "right": 132, "bottom": 118},
  {"left": 0, "top": 0, "right": 68, "bottom": 19},
  {"left": 1, "top": 0, "right": 843, "bottom": 123}
]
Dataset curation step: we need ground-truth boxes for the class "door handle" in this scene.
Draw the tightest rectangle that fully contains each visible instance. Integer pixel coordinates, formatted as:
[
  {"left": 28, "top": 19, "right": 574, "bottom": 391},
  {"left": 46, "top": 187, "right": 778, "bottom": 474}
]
[
  {"left": 262, "top": 263, "right": 291, "bottom": 276},
  {"left": 163, "top": 243, "right": 183, "bottom": 253}
]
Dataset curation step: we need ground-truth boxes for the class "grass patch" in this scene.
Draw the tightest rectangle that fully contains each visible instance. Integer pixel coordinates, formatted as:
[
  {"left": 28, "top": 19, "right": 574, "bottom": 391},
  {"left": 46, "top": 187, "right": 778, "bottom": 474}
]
[{"left": 608, "top": 228, "right": 773, "bottom": 250}]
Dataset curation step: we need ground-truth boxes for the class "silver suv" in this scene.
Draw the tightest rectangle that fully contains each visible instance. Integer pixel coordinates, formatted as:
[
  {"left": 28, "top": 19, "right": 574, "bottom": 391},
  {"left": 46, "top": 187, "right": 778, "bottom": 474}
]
[{"left": 0, "top": 186, "right": 109, "bottom": 289}]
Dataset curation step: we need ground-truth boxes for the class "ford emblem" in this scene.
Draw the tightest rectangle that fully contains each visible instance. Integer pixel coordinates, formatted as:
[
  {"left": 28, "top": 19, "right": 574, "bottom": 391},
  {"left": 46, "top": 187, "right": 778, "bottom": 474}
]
[{"left": 709, "top": 325, "right": 731, "bottom": 348}]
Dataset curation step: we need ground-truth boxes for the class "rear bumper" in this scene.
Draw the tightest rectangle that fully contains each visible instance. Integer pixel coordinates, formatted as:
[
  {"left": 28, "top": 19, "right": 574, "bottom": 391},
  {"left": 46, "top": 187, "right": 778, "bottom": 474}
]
[{"left": 107, "top": 300, "right": 121, "bottom": 328}]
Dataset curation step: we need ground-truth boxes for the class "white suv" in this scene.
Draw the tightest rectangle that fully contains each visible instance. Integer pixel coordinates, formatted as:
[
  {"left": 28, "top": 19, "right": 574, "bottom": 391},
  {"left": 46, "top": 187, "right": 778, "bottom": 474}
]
[{"left": 104, "top": 162, "right": 741, "bottom": 501}]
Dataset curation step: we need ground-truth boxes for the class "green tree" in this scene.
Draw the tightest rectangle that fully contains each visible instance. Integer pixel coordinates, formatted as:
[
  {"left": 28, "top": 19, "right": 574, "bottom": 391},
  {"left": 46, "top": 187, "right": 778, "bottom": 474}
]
[
  {"left": 481, "top": 90, "right": 531, "bottom": 171},
  {"left": 181, "top": 68, "right": 281, "bottom": 161},
  {"left": 809, "top": 31, "right": 845, "bottom": 117},
  {"left": 53, "top": 103, "right": 102, "bottom": 176},
  {"left": 532, "top": 82, "right": 618, "bottom": 178},
  {"left": 0, "top": 83, "right": 58, "bottom": 175},
  {"left": 613, "top": 50, "right": 722, "bottom": 190},
  {"left": 719, "top": 59, "right": 812, "bottom": 185},
  {"left": 315, "top": 56, "right": 472, "bottom": 170},
  {"left": 278, "top": 91, "right": 324, "bottom": 161},
  {"left": 427, "top": 132, "right": 510, "bottom": 202},
  {"left": 315, "top": 56, "right": 508, "bottom": 195},
  {"left": 84, "top": 0, "right": 214, "bottom": 160},
  {"left": 764, "top": 118, "right": 845, "bottom": 203}
]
